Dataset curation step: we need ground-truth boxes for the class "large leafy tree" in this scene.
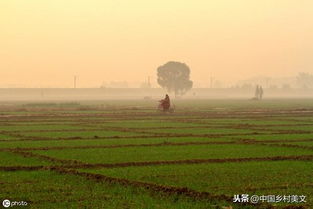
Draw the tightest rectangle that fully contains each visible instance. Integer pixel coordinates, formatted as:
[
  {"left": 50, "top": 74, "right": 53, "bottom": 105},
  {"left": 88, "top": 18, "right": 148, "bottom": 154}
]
[{"left": 157, "top": 61, "right": 193, "bottom": 97}]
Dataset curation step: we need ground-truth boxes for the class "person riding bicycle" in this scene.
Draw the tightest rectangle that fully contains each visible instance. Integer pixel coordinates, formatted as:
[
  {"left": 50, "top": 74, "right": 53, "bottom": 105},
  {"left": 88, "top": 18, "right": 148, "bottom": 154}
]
[{"left": 159, "top": 94, "right": 170, "bottom": 111}]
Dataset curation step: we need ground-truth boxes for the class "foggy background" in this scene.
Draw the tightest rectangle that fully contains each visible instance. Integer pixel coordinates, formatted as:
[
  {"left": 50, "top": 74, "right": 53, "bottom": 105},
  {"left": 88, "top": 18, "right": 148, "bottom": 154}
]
[{"left": 0, "top": 0, "right": 313, "bottom": 100}]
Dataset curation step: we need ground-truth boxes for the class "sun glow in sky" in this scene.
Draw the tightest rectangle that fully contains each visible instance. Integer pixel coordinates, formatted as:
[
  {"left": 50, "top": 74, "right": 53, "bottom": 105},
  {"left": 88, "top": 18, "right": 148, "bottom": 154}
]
[{"left": 1, "top": 0, "right": 312, "bottom": 87}]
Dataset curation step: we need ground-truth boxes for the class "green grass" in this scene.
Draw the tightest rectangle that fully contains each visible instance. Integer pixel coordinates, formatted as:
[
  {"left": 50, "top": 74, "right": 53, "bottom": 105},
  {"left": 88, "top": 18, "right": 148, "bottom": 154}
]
[
  {"left": 0, "top": 170, "right": 236, "bottom": 209},
  {"left": 0, "top": 124, "right": 83, "bottom": 132},
  {"left": 32, "top": 144, "right": 313, "bottom": 164},
  {"left": 81, "top": 160, "right": 313, "bottom": 198},
  {"left": 0, "top": 151, "right": 53, "bottom": 166},
  {"left": 0, "top": 133, "right": 19, "bottom": 140}
]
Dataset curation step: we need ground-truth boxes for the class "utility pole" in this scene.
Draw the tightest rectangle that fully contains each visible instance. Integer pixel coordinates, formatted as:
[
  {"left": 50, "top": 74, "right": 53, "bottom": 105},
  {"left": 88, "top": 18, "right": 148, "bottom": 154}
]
[
  {"left": 210, "top": 76, "right": 214, "bottom": 88},
  {"left": 148, "top": 76, "right": 151, "bottom": 88},
  {"left": 74, "top": 76, "right": 77, "bottom": 89}
]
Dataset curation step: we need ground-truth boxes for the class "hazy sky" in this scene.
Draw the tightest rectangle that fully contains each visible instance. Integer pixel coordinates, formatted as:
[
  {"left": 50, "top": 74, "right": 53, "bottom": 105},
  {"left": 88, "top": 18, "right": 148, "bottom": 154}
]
[{"left": 1, "top": 0, "right": 312, "bottom": 87}]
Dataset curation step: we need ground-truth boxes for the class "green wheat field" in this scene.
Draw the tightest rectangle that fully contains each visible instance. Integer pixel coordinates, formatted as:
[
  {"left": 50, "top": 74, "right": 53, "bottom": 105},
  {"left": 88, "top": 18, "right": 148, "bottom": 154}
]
[{"left": 0, "top": 99, "right": 312, "bottom": 209}]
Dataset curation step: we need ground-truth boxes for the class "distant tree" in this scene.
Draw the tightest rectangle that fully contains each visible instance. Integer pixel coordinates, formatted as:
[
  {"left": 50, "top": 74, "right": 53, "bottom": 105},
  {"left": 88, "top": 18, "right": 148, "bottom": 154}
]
[
  {"left": 296, "top": 72, "right": 313, "bottom": 88},
  {"left": 157, "top": 61, "right": 193, "bottom": 97},
  {"left": 241, "top": 83, "right": 253, "bottom": 90},
  {"left": 255, "top": 85, "right": 260, "bottom": 98},
  {"left": 269, "top": 85, "right": 278, "bottom": 90},
  {"left": 282, "top": 84, "right": 291, "bottom": 90},
  {"left": 259, "top": 86, "right": 263, "bottom": 100}
]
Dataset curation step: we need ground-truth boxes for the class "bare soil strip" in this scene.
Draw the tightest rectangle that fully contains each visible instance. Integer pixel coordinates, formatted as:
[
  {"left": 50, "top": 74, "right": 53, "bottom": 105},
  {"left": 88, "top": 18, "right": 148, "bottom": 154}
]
[
  {"left": 0, "top": 165, "right": 44, "bottom": 171},
  {"left": 0, "top": 141, "right": 236, "bottom": 151},
  {"left": 1, "top": 155, "right": 312, "bottom": 171},
  {"left": 260, "top": 143, "right": 313, "bottom": 151},
  {"left": 2, "top": 138, "right": 313, "bottom": 151},
  {"left": 0, "top": 134, "right": 168, "bottom": 142},
  {"left": 235, "top": 138, "right": 313, "bottom": 144},
  {"left": 0, "top": 128, "right": 112, "bottom": 133},
  {"left": 0, "top": 131, "right": 296, "bottom": 142}
]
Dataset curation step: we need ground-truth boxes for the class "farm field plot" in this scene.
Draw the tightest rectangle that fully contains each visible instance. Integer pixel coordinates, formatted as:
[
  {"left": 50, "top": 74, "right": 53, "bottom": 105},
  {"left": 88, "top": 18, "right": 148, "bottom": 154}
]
[
  {"left": 81, "top": 160, "right": 313, "bottom": 197},
  {"left": 0, "top": 99, "right": 313, "bottom": 209},
  {"left": 0, "top": 170, "right": 218, "bottom": 209},
  {"left": 0, "top": 151, "right": 53, "bottom": 167},
  {"left": 0, "top": 136, "right": 233, "bottom": 149},
  {"left": 0, "top": 124, "right": 83, "bottom": 132},
  {"left": 0, "top": 134, "right": 19, "bottom": 141},
  {"left": 31, "top": 144, "right": 313, "bottom": 164}
]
